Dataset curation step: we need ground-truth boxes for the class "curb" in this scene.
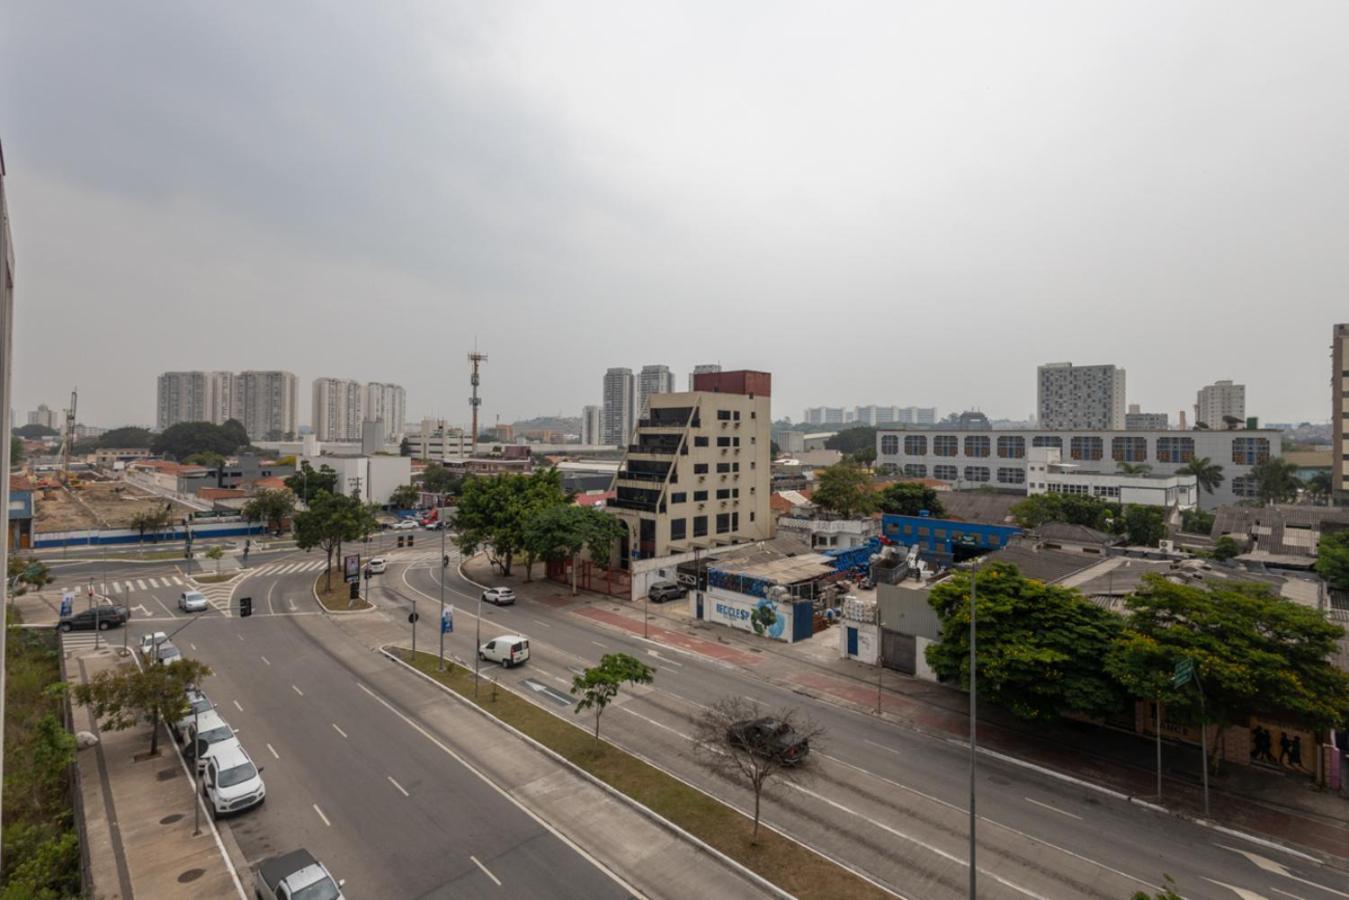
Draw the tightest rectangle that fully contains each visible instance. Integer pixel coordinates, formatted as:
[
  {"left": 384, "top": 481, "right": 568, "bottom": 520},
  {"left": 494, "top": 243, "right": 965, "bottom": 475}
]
[
  {"left": 379, "top": 646, "right": 798, "bottom": 900},
  {"left": 456, "top": 555, "right": 490, "bottom": 592},
  {"left": 311, "top": 573, "right": 374, "bottom": 615}
]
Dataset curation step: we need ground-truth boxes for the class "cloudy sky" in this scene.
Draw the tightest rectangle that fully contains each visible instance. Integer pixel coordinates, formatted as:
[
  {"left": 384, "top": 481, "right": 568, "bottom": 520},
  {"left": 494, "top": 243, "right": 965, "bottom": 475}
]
[{"left": 4, "top": 1, "right": 1348, "bottom": 430}]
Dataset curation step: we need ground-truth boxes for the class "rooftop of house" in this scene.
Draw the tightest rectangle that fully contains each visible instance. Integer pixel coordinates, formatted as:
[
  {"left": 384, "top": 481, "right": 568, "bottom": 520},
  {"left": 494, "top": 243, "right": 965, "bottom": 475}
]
[
  {"left": 1212, "top": 503, "right": 1349, "bottom": 558},
  {"left": 1034, "top": 522, "right": 1125, "bottom": 546}
]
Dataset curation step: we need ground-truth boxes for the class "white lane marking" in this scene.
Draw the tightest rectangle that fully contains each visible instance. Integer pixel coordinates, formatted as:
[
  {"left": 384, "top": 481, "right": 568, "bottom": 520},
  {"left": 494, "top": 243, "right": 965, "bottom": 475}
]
[
  {"left": 1204, "top": 879, "right": 1269, "bottom": 899},
  {"left": 190, "top": 643, "right": 197, "bottom": 651},
  {"left": 260, "top": 655, "right": 271, "bottom": 666},
  {"left": 591, "top": 640, "right": 606, "bottom": 648},
  {"left": 232, "top": 700, "right": 243, "bottom": 712},
  {"left": 470, "top": 855, "right": 502, "bottom": 887},
  {"left": 153, "top": 596, "right": 175, "bottom": 617},
  {"left": 1218, "top": 845, "right": 1347, "bottom": 897},
  {"left": 171, "top": 576, "right": 184, "bottom": 585},
  {"left": 387, "top": 775, "right": 409, "bottom": 797},
  {"left": 332, "top": 723, "right": 348, "bottom": 738},
  {"left": 136, "top": 579, "right": 148, "bottom": 590},
  {"left": 146, "top": 578, "right": 158, "bottom": 588},
  {"left": 236, "top": 634, "right": 244, "bottom": 641},
  {"left": 1023, "top": 797, "right": 1082, "bottom": 820},
  {"left": 865, "top": 738, "right": 900, "bottom": 754},
  {"left": 1270, "top": 888, "right": 1308, "bottom": 900},
  {"left": 313, "top": 804, "right": 331, "bottom": 827},
  {"left": 121, "top": 581, "right": 135, "bottom": 593},
  {"left": 646, "top": 649, "right": 682, "bottom": 667},
  {"left": 266, "top": 743, "right": 279, "bottom": 759},
  {"left": 292, "top": 684, "right": 304, "bottom": 696},
  {"left": 532, "top": 619, "right": 553, "bottom": 628}
]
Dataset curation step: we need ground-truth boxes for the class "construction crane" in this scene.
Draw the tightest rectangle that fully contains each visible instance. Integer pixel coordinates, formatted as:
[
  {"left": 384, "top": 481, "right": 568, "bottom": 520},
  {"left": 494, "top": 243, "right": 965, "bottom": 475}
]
[{"left": 57, "top": 388, "right": 77, "bottom": 485}]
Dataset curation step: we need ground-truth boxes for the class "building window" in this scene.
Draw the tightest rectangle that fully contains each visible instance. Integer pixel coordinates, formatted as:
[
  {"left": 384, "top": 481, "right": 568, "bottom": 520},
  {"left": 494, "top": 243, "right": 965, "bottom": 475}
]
[
  {"left": 964, "top": 436, "right": 991, "bottom": 458},
  {"left": 670, "top": 518, "right": 687, "bottom": 540},
  {"left": 996, "top": 467, "right": 1025, "bottom": 484},
  {"left": 964, "top": 466, "right": 991, "bottom": 482},
  {"left": 693, "top": 515, "right": 708, "bottom": 537},
  {"left": 716, "top": 513, "right": 731, "bottom": 534},
  {"left": 670, "top": 492, "right": 687, "bottom": 504},
  {"left": 1112, "top": 436, "right": 1148, "bottom": 462},
  {"left": 934, "top": 464, "right": 958, "bottom": 480},
  {"left": 717, "top": 436, "right": 731, "bottom": 447},
  {"left": 880, "top": 435, "right": 899, "bottom": 455},
  {"left": 716, "top": 488, "right": 731, "bottom": 500},
  {"left": 1093, "top": 485, "right": 1120, "bottom": 498},
  {"left": 1232, "top": 437, "right": 1270, "bottom": 466},
  {"left": 997, "top": 436, "right": 1025, "bottom": 459},
  {"left": 693, "top": 490, "right": 709, "bottom": 502},
  {"left": 750, "top": 511, "right": 755, "bottom": 522},
  {"left": 694, "top": 436, "right": 709, "bottom": 447},
  {"left": 903, "top": 435, "right": 927, "bottom": 456},
  {"left": 694, "top": 463, "right": 708, "bottom": 474},
  {"left": 1232, "top": 475, "right": 1259, "bottom": 498},
  {"left": 717, "top": 463, "right": 731, "bottom": 473},
  {"left": 717, "top": 409, "right": 732, "bottom": 420},
  {"left": 732, "top": 463, "right": 740, "bottom": 472},
  {"left": 934, "top": 435, "right": 959, "bottom": 457},
  {"left": 1156, "top": 436, "right": 1194, "bottom": 463},
  {"left": 1070, "top": 436, "right": 1103, "bottom": 461},
  {"left": 1032, "top": 435, "right": 1062, "bottom": 450},
  {"left": 903, "top": 464, "right": 927, "bottom": 478}
]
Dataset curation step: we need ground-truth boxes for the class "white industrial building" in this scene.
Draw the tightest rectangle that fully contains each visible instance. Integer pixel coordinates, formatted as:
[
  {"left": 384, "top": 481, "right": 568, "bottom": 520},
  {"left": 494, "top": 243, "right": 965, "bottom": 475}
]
[
  {"left": 302, "top": 454, "right": 411, "bottom": 506},
  {"left": 1026, "top": 448, "right": 1197, "bottom": 509}
]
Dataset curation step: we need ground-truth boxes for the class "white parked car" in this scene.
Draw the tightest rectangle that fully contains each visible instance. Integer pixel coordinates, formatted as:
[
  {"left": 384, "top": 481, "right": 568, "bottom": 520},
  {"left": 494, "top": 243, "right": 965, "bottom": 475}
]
[
  {"left": 186, "top": 709, "right": 236, "bottom": 772},
  {"left": 153, "top": 642, "right": 184, "bottom": 667},
  {"left": 179, "top": 590, "right": 209, "bottom": 613},
  {"left": 366, "top": 558, "right": 387, "bottom": 575},
  {"left": 479, "top": 634, "right": 530, "bottom": 668},
  {"left": 481, "top": 587, "right": 516, "bottom": 606},
  {"left": 390, "top": 520, "right": 417, "bottom": 531},
  {"left": 174, "top": 689, "right": 214, "bottom": 744},
  {"left": 139, "top": 631, "right": 169, "bottom": 658},
  {"left": 202, "top": 740, "right": 265, "bottom": 818}
]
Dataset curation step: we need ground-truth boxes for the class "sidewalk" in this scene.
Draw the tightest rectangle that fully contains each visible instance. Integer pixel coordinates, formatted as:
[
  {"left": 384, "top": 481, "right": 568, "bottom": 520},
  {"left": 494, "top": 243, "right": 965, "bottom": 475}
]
[
  {"left": 66, "top": 642, "right": 244, "bottom": 899},
  {"left": 463, "top": 556, "right": 1349, "bottom": 864}
]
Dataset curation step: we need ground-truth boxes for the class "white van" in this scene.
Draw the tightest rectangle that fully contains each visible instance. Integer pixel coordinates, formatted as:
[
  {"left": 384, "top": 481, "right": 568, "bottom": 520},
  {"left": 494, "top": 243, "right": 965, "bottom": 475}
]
[
  {"left": 202, "top": 740, "right": 265, "bottom": 818},
  {"left": 479, "top": 635, "right": 530, "bottom": 668}
]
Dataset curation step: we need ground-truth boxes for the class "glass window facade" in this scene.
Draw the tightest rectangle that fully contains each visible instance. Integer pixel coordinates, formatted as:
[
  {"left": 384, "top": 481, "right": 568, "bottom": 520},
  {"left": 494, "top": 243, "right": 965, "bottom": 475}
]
[
  {"left": 997, "top": 436, "right": 1025, "bottom": 459},
  {"left": 1070, "top": 436, "right": 1103, "bottom": 461}
]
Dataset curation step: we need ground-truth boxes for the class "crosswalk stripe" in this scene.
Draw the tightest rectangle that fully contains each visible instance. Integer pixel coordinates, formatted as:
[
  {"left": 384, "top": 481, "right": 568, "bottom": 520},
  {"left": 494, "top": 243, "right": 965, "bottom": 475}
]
[
  {"left": 121, "top": 581, "right": 134, "bottom": 593},
  {"left": 135, "top": 580, "right": 147, "bottom": 591},
  {"left": 171, "top": 576, "right": 183, "bottom": 586},
  {"left": 150, "top": 578, "right": 162, "bottom": 588}
]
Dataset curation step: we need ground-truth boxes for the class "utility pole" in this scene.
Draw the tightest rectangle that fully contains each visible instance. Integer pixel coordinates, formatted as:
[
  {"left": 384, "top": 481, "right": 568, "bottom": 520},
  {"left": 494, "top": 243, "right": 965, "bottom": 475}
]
[
  {"left": 468, "top": 348, "right": 488, "bottom": 455},
  {"left": 438, "top": 525, "right": 446, "bottom": 671},
  {"left": 968, "top": 570, "right": 978, "bottom": 899}
]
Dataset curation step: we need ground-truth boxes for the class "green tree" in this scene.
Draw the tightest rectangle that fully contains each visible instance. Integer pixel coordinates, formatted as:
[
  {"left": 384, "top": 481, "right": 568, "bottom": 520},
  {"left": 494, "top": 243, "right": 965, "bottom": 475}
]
[
  {"left": 388, "top": 484, "right": 421, "bottom": 510},
  {"left": 1313, "top": 530, "right": 1349, "bottom": 589},
  {"left": 242, "top": 488, "right": 296, "bottom": 533},
  {"left": 6, "top": 557, "right": 53, "bottom": 596},
  {"left": 1010, "top": 493, "right": 1117, "bottom": 531},
  {"left": 1251, "top": 458, "right": 1301, "bottom": 505},
  {"left": 183, "top": 450, "right": 226, "bottom": 468},
  {"left": 90, "top": 425, "right": 154, "bottom": 449},
  {"left": 1178, "top": 457, "right": 1224, "bottom": 497},
  {"left": 454, "top": 469, "right": 566, "bottom": 576},
  {"left": 571, "top": 653, "right": 654, "bottom": 742},
  {"left": 10, "top": 436, "right": 24, "bottom": 468},
  {"left": 1131, "top": 875, "right": 1183, "bottom": 900},
  {"left": 878, "top": 481, "right": 945, "bottom": 517},
  {"left": 1105, "top": 576, "right": 1349, "bottom": 770},
  {"left": 1212, "top": 535, "right": 1241, "bottom": 561},
  {"left": 13, "top": 423, "right": 58, "bottom": 439},
  {"left": 151, "top": 421, "right": 249, "bottom": 461},
  {"left": 823, "top": 426, "right": 877, "bottom": 456},
  {"left": 1116, "top": 461, "right": 1153, "bottom": 476},
  {"left": 205, "top": 545, "right": 224, "bottom": 574},
  {"left": 285, "top": 461, "right": 339, "bottom": 504},
  {"left": 1180, "top": 508, "right": 1214, "bottom": 534},
  {"left": 846, "top": 446, "right": 877, "bottom": 467},
  {"left": 293, "top": 490, "right": 379, "bottom": 589},
  {"left": 926, "top": 565, "right": 1127, "bottom": 721},
  {"left": 1122, "top": 505, "right": 1165, "bottom": 547},
  {"left": 399, "top": 437, "right": 412, "bottom": 457},
  {"left": 128, "top": 506, "right": 174, "bottom": 544},
  {"left": 73, "top": 658, "right": 212, "bottom": 756},
  {"left": 811, "top": 463, "right": 877, "bottom": 518},
  {"left": 422, "top": 463, "right": 462, "bottom": 495},
  {"left": 1307, "top": 471, "right": 1334, "bottom": 505}
]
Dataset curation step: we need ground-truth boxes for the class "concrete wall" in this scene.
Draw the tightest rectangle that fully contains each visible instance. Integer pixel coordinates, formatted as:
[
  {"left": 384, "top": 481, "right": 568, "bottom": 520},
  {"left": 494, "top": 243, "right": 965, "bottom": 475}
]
[
  {"left": 839, "top": 621, "right": 880, "bottom": 664},
  {"left": 877, "top": 582, "right": 941, "bottom": 641}
]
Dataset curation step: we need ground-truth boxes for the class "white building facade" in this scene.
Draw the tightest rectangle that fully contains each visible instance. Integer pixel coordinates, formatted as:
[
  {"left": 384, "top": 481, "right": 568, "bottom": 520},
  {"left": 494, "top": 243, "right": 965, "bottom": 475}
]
[
  {"left": 364, "top": 382, "right": 406, "bottom": 441},
  {"left": 1196, "top": 380, "right": 1246, "bottom": 429},
  {"left": 312, "top": 377, "right": 364, "bottom": 442},
  {"left": 602, "top": 367, "right": 634, "bottom": 446},
  {"left": 580, "top": 405, "right": 603, "bottom": 446},
  {"left": 1037, "top": 362, "right": 1126, "bottom": 430},
  {"left": 237, "top": 370, "right": 298, "bottom": 441},
  {"left": 637, "top": 364, "right": 675, "bottom": 416},
  {"left": 1026, "top": 448, "right": 1197, "bottom": 509}
]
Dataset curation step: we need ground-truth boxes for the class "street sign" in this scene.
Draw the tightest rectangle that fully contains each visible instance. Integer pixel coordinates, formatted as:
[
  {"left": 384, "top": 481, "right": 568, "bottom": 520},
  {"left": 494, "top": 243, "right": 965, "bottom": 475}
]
[
  {"left": 1172, "top": 658, "right": 1195, "bottom": 688},
  {"left": 408, "top": 611, "right": 420, "bottom": 624},
  {"left": 441, "top": 606, "right": 453, "bottom": 634},
  {"left": 344, "top": 554, "right": 360, "bottom": 584}
]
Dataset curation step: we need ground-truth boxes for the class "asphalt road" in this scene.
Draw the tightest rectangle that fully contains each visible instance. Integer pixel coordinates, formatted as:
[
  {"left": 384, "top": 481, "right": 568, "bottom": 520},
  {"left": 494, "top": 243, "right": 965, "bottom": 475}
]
[{"left": 51, "top": 552, "right": 631, "bottom": 900}]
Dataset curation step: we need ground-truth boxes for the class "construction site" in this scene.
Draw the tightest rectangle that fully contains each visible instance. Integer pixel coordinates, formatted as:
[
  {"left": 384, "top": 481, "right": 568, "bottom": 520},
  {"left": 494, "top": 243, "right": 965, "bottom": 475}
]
[{"left": 30, "top": 477, "right": 194, "bottom": 534}]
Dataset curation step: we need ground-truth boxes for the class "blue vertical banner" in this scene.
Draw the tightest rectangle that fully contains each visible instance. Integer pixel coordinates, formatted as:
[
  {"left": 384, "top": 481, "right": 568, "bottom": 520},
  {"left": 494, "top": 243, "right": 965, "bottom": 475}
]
[
  {"left": 441, "top": 605, "right": 453, "bottom": 634},
  {"left": 59, "top": 591, "right": 74, "bottom": 618}
]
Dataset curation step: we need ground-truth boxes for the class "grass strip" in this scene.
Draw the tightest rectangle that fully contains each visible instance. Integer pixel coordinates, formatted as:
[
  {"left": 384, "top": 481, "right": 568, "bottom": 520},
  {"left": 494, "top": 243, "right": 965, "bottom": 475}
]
[
  {"left": 402, "top": 649, "right": 890, "bottom": 900},
  {"left": 313, "top": 572, "right": 372, "bottom": 611}
]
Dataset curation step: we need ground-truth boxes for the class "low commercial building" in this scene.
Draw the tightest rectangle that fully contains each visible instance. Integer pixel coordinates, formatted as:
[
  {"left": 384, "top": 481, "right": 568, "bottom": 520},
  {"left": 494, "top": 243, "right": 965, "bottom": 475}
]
[
  {"left": 94, "top": 447, "right": 153, "bottom": 468},
  {"left": 1026, "top": 448, "right": 1198, "bottom": 509},
  {"left": 300, "top": 454, "right": 412, "bottom": 505},
  {"left": 776, "top": 510, "right": 878, "bottom": 551}
]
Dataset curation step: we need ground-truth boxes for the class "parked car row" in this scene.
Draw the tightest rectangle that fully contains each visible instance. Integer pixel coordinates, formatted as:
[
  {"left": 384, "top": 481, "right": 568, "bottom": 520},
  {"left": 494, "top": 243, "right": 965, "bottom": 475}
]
[{"left": 175, "top": 686, "right": 267, "bottom": 819}]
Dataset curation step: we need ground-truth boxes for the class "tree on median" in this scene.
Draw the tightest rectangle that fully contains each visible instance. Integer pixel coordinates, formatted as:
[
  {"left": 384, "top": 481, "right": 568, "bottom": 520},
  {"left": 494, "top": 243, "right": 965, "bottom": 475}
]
[
  {"left": 73, "top": 658, "right": 212, "bottom": 756},
  {"left": 293, "top": 490, "right": 379, "bottom": 590},
  {"left": 205, "top": 545, "right": 224, "bottom": 574},
  {"left": 7, "top": 556, "right": 53, "bottom": 595},
  {"left": 570, "top": 652, "right": 654, "bottom": 743},
  {"left": 691, "top": 696, "right": 823, "bottom": 843}
]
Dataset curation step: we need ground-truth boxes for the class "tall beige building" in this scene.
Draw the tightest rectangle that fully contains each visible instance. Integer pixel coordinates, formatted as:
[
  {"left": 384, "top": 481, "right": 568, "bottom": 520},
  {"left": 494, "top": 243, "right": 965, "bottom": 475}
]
[
  {"left": 1334, "top": 326, "right": 1349, "bottom": 500},
  {"left": 156, "top": 370, "right": 239, "bottom": 429},
  {"left": 364, "top": 382, "right": 406, "bottom": 441},
  {"left": 237, "top": 370, "right": 298, "bottom": 441},
  {"left": 312, "top": 377, "right": 364, "bottom": 442},
  {"left": 1195, "top": 380, "right": 1246, "bottom": 429},
  {"left": 608, "top": 370, "right": 773, "bottom": 564}
]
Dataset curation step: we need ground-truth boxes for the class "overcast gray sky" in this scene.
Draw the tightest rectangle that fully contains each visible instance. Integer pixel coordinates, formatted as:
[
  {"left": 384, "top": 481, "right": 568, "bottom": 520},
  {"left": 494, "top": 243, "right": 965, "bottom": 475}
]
[{"left": 4, "top": 1, "right": 1348, "bottom": 430}]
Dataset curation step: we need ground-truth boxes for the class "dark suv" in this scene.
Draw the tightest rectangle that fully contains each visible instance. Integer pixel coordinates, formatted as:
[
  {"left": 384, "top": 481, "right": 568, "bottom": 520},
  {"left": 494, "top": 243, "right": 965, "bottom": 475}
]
[
  {"left": 58, "top": 605, "right": 131, "bottom": 633},
  {"left": 727, "top": 718, "right": 811, "bottom": 765},
  {"left": 647, "top": 581, "right": 687, "bottom": 603}
]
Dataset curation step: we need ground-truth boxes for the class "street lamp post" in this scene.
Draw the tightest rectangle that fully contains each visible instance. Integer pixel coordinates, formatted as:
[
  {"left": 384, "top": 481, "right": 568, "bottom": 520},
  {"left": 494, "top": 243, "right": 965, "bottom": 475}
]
[
  {"left": 968, "top": 570, "right": 978, "bottom": 899},
  {"left": 192, "top": 702, "right": 201, "bottom": 837},
  {"left": 438, "top": 525, "right": 446, "bottom": 671},
  {"left": 474, "top": 587, "right": 482, "bottom": 698}
]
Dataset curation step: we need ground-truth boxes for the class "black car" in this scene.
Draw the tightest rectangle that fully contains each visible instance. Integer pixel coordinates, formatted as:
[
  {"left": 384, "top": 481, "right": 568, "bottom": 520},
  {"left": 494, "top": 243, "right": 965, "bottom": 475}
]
[
  {"left": 647, "top": 581, "right": 687, "bottom": 603},
  {"left": 58, "top": 605, "right": 131, "bottom": 633},
  {"left": 727, "top": 718, "right": 810, "bottom": 765}
]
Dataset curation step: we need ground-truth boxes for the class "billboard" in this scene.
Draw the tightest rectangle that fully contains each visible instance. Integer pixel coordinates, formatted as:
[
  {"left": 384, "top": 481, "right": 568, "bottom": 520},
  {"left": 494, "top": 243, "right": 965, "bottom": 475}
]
[{"left": 344, "top": 554, "right": 361, "bottom": 584}]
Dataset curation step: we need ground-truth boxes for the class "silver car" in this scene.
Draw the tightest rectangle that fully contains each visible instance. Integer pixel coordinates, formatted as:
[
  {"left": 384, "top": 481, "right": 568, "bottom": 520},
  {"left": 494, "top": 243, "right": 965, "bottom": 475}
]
[
  {"left": 179, "top": 590, "right": 209, "bottom": 613},
  {"left": 482, "top": 587, "right": 516, "bottom": 606}
]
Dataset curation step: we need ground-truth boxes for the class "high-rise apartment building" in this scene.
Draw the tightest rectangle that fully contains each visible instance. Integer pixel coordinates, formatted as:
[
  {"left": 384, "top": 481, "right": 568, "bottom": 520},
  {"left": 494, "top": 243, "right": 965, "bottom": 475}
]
[
  {"left": 608, "top": 370, "right": 773, "bottom": 563},
  {"left": 364, "top": 382, "right": 406, "bottom": 442},
  {"left": 803, "top": 407, "right": 846, "bottom": 426},
  {"left": 688, "top": 364, "right": 721, "bottom": 390},
  {"left": 312, "top": 377, "right": 364, "bottom": 442},
  {"left": 602, "top": 368, "right": 634, "bottom": 446},
  {"left": 26, "top": 403, "right": 59, "bottom": 430},
  {"left": 1195, "top": 380, "right": 1246, "bottom": 429},
  {"left": 1334, "top": 325, "right": 1349, "bottom": 499},
  {"left": 237, "top": 370, "right": 298, "bottom": 441},
  {"left": 1037, "top": 363, "right": 1126, "bottom": 430},
  {"left": 637, "top": 365, "right": 676, "bottom": 416},
  {"left": 156, "top": 370, "right": 241, "bottom": 429},
  {"left": 581, "top": 405, "right": 603, "bottom": 445}
]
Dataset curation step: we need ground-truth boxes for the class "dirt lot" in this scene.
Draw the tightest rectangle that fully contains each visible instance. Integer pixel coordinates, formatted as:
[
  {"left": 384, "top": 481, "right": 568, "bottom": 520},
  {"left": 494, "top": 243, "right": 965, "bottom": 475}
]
[{"left": 32, "top": 479, "right": 194, "bottom": 532}]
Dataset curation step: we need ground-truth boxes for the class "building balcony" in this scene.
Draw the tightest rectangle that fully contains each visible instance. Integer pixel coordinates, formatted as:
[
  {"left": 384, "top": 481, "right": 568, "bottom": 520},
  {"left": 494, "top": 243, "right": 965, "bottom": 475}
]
[
  {"left": 628, "top": 443, "right": 679, "bottom": 457},
  {"left": 609, "top": 497, "right": 660, "bottom": 513}
]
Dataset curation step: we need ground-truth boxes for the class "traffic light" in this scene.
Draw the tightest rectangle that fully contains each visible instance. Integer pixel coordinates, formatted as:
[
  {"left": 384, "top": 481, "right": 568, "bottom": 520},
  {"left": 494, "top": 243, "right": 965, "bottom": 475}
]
[
  {"left": 184, "top": 549, "right": 193, "bottom": 560},
  {"left": 397, "top": 536, "right": 405, "bottom": 548},
  {"left": 240, "top": 596, "right": 253, "bottom": 618},
  {"left": 408, "top": 535, "right": 414, "bottom": 547},
  {"left": 349, "top": 581, "right": 360, "bottom": 601}
]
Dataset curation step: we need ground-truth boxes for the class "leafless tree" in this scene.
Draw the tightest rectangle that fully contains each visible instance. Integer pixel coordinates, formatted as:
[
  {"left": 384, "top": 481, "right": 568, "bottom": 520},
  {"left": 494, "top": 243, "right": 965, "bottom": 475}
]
[{"left": 691, "top": 696, "right": 824, "bottom": 842}]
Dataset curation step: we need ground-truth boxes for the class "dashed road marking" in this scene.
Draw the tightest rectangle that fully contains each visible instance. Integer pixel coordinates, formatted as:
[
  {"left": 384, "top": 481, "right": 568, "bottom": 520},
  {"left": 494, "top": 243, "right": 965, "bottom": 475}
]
[
  {"left": 332, "top": 723, "right": 347, "bottom": 738},
  {"left": 1024, "top": 797, "right": 1082, "bottom": 820},
  {"left": 260, "top": 655, "right": 271, "bottom": 666},
  {"left": 387, "top": 775, "right": 409, "bottom": 797},
  {"left": 470, "top": 855, "right": 502, "bottom": 887},
  {"left": 292, "top": 684, "right": 304, "bottom": 697},
  {"left": 313, "top": 804, "right": 331, "bottom": 827},
  {"left": 266, "top": 743, "right": 279, "bottom": 759}
]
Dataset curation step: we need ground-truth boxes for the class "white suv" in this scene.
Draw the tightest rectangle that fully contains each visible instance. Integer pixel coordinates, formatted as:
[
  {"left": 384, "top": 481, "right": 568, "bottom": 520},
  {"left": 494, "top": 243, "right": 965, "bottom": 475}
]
[
  {"left": 202, "top": 740, "right": 265, "bottom": 818},
  {"left": 479, "top": 635, "right": 530, "bottom": 668},
  {"left": 482, "top": 587, "right": 516, "bottom": 606},
  {"left": 174, "top": 689, "right": 214, "bottom": 744},
  {"left": 186, "top": 709, "right": 236, "bottom": 773}
]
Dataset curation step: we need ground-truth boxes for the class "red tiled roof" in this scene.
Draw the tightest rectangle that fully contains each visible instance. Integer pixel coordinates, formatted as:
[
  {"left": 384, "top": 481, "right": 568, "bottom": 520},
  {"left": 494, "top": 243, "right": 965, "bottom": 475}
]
[{"left": 573, "top": 490, "right": 614, "bottom": 508}]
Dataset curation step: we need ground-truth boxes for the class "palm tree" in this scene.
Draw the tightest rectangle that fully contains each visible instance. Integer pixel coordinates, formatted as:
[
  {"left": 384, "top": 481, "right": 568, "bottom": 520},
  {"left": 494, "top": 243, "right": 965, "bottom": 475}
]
[
  {"left": 1178, "top": 457, "right": 1224, "bottom": 496},
  {"left": 1116, "top": 461, "right": 1153, "bottom": 476},
  {"left": 1251, "top": 458, "right": 1301, "bottom": 506}
]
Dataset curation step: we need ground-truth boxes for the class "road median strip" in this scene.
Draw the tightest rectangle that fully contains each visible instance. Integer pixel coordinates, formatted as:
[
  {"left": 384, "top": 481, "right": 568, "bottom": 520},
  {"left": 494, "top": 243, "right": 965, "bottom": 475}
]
[
  {"left": 387, "top": 646, "right": 894, "bottom": 900},
  {"left": 312, "top": 571, "right": 373, "bottom": 612}
]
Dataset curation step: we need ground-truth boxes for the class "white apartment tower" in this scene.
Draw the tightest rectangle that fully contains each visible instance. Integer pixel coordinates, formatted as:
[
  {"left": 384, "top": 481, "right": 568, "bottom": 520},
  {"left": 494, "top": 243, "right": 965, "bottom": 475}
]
[
  {"left": 156, "top": 370, "right": 245, "bottom": 429},
  {"left": 1195, "top": 380, "right": 1246, "bottom": 429},
  {"left": 237, "top": 370, "right": 298, "bottom": 441},
  {"left": 637, "top": 364, "right": 676, "bottom": 416},
  {"left": 581, "top": 405, "right": 603, "bottom": 445},
  {"left": 364, "top": 382, "right": 406, "bottom": 442},
  {"left": 1037, "top": 363, "right": 1126, "bottom": 430},
  {"left": 602, "top": 368, "right": 634, "bottom": 446},
  {"left": 1334, "top": 325, "right": 1349, "bottom": 500},
  {"left": 312, "top": 377, "right": 364, "bottom": 442},
  {"left": 688, "top": 364, "right": 721, "bottom": 390}
]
